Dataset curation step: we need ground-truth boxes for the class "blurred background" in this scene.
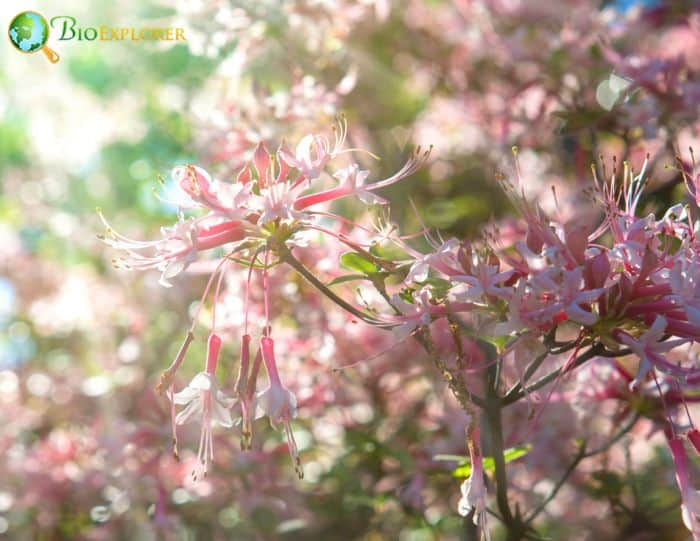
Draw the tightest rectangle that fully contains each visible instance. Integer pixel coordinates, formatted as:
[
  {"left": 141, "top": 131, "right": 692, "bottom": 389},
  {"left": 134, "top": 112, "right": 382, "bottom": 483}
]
[{"left": 1, "top": 0, "right": 699, "bottom": 539}]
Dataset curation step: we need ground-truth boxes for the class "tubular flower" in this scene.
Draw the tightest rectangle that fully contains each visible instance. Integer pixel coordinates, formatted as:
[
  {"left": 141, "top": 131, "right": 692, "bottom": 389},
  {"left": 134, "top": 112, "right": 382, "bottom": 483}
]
[
  {"left": 100, "top": 121, "right": 430, "bottom": 483},
  {"left": 278, "top": 116, "right": 348, "bottom": 179},
  {"left": 172, "top": 164, "right": 254, "bottom": 219},
  {"left": 255, "top": 336, "right": 302, "bottom": 478},
  {"left": 173, "top": 334, "right": 235, "bottom": 479},
  {"left": 614, "top": 317, "right": 690, "bottom": 390},
  {"left": 668, "top": 435, "right": 700, "bottom": 541},
  {"left": 100, "top": 212, "right": 248, "bottom": 287},
  {"left": 458, "top": 426, "right": 490, "bottom": 540}
]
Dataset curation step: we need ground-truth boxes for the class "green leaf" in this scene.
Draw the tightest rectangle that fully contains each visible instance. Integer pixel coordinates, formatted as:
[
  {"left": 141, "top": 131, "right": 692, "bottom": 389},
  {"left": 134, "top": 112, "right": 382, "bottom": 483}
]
[
  {"left": 479, "top": 334, "right": 511, "bottom": 352},
  {"left": 327, "top": 274, "right": 369, "bottom": 286},
  {"left": 442, "top": 445, "right": 532, "bottom": 478},
  {"left": 369, "top": 242, "right": 408, "bottom": 261},
  {"left": 340, "top": 252, "right": 379, "bottom": 275},
  {"left": 418, "top": 277, "right": 452, "bottom": 298}
]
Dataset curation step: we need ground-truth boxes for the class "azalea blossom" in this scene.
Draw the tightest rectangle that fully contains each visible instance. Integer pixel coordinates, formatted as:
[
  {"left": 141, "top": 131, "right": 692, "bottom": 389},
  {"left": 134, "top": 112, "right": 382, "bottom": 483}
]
[
  {"left": 614, "top": 317, "right": 688, "bottom": 390},
  {"left": 668, "top": 435, "right": 700, "bottom": 541},
  {"left": 458, "top": 426, "right": 490, "bottom": 540},
  {"left": 278, "top": 117, "right": 348, "bottom": 179},
  {"left": 406, "top": 238, "right": 461, "bottom": 283},
  {"left": 173, "top": 333, "right": 235, "bottom": 478},
  {"left": 99, "top": 211, "right": 248, "bottom": 287},
  {"left": 294, "top": 147, "right": 432, "bottom": 211},
  {"left": 255, "top": 336, "right": 302, "bottom": 478}
]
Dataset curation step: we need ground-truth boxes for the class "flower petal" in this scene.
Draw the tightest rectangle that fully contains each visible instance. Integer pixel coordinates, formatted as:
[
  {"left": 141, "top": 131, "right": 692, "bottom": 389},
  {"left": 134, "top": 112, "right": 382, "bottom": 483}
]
[{"left": 175, "top": 399, "right": 202, "bottom": 425}]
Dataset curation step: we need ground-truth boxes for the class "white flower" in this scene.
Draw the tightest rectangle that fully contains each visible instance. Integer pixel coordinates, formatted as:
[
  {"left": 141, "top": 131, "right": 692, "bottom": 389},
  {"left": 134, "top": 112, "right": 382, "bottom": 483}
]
[
  {"left": 334, "top": 164, "right": 386, "bottom": 206},
  {"left": 255, "top": 382, "right": 298, "bottom": 428},
  {"left": 458, "top": 468, "right": 487, "bottom": 521},
  {"left": 173, "top": 372, "right": 235, "bottom": 428},
  {"left": 255, "top": 182, "right": 307, "bottom": 225}
]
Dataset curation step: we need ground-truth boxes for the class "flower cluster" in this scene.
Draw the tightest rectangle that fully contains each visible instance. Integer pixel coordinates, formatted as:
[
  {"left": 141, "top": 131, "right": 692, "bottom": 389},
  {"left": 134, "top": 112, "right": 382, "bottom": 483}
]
[
  {"left": 100, "top": 120, "right": 430, "bottom": 478},
  {"left": 397, "top": 150, "right": 700, "bottom": 538}
]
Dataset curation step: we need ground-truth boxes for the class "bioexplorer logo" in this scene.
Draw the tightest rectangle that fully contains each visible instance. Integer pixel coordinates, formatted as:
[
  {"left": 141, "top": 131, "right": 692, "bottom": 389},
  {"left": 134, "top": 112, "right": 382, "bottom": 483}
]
[
  {"left": 8, "top": 11, "right": 186, "bottom": 64},
  {"left": 8, "top": 11, "right": 60, "bottom": 63}
]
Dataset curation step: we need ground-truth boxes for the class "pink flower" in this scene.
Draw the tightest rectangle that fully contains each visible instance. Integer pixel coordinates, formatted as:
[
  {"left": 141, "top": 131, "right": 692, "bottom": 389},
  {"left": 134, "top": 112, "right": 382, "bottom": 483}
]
[
  {"left": 255, "top": 336, "right": 303, "bottom": 478},
  {"left": 99, "top": 212, "right": 247, "bottom": 287},
  {"left": 406, "top": 238, "right": 461, "bottom": 283},
  {"left": 279, "top": 117, "right": 348, "bottom": 180},
  {"left": 173, "top": 334, "right": 235, "bottom": 478},
  {"left": 448, "top": 248, "right": 515, "bottom": 303},
  {"left": 294, "top": 148, "right": 431, "bottom": 211},
  {"left": 668, "top": 436, "right": 700, "bottom": 541},
  {"left": 458, "top": 426, "right": 490, "bottom": 539},
  {"left": 614, "top": 316, "right": 684, "bottom": 390},
  {"left": 385, "top": 287, "right": 444, "bottom": 340},
  {"left": 458, "top": 459, "right": 487, "bottom": 520},
  {"left": 670, "top": 256, "right": 700, "bottom": 327},
  {"left": 172, "top": 164, "right": 251, "bottom": 217},
  {"left": 255, "top": 181, "right": 307, "bottom": 225}
]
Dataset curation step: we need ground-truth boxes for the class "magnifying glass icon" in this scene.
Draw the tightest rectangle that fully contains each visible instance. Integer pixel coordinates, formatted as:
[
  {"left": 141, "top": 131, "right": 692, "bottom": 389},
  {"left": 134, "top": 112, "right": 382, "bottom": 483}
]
[{"left": 8, "top": 11, "right": 60, "bottom": 64}]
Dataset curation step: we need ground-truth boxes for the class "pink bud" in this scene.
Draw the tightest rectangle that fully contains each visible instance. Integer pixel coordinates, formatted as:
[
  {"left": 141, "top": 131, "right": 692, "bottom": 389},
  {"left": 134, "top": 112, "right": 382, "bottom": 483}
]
[
  {"left": 564, "top": 223, "right": 589, "bottom": 263},
  {"left": 236, "top": 165, "right": 251, "bottom": 184},
  {"left": 525, "top": 225, "right": 544, "bottom": 253},
  {"left": 253, "top": 142, "right": 270, "bottom": 186},
  {"left": 174, "top": 165, "right": 212, "bottom": 198},
  {"left": 276, "top": 144, "right": 292, "bottom": 182},
  {"left": 457, "top": 242, "right": 472, "bottom": 273},
  {"left": 584, "top": 252, "right": 610, "bottom": 290}
]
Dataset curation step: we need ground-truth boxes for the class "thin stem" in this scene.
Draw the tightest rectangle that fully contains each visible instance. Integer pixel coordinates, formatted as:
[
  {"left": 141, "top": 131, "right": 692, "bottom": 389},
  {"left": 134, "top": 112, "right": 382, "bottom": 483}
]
[
  {"left": 189, "top": 254, "right": 232, "bottom": 333},
  {"left": 582, "top": 412, "right": 640, "bottom": 459},
  {"left": 211, "top": 259, "right": 228, "bottom": 332},
  {"left": 416, "top": 327, "right": 486, "bottom": 409},
  {"left": 263, "top": 248, "right": 271, "bottom": 330},
  {"left": 461, "top": 515, "right": 480, "bottom": 541},
  {"left": 502, "top": 341, "right": 577, "bottom": 404},
  {"left": 279, "top": 246, "right": 385, "bottom": 326},
  {"left": 485, "top": 362, "right": 514, "bottom": 528},
  {"left": 525, "top": 411, "right": 640, "bottom": 524},
  {"left": 243, "top": 245, "right": 265, "bottom": 335},
  {"left": 525, "top": 442, "right": 587, "bottom": 524},
  {"left": 503, "top": 351, "right": 549, "bottom": 403},
  {"left": 502, "top": 344, "right": 603, "bottom": 406}
]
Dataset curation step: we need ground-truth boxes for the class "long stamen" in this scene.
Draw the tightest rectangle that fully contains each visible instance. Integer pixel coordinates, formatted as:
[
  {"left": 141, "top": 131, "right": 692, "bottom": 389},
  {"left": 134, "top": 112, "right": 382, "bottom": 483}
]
[{"left": 285, "top": 422, "right": 303, "bottom": 479}]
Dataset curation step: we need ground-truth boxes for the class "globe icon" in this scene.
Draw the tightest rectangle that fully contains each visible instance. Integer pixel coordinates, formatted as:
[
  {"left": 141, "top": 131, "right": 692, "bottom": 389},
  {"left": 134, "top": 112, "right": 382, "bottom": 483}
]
[{"left": 8, "top": 11, "right": 59, "bottom": 63}]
